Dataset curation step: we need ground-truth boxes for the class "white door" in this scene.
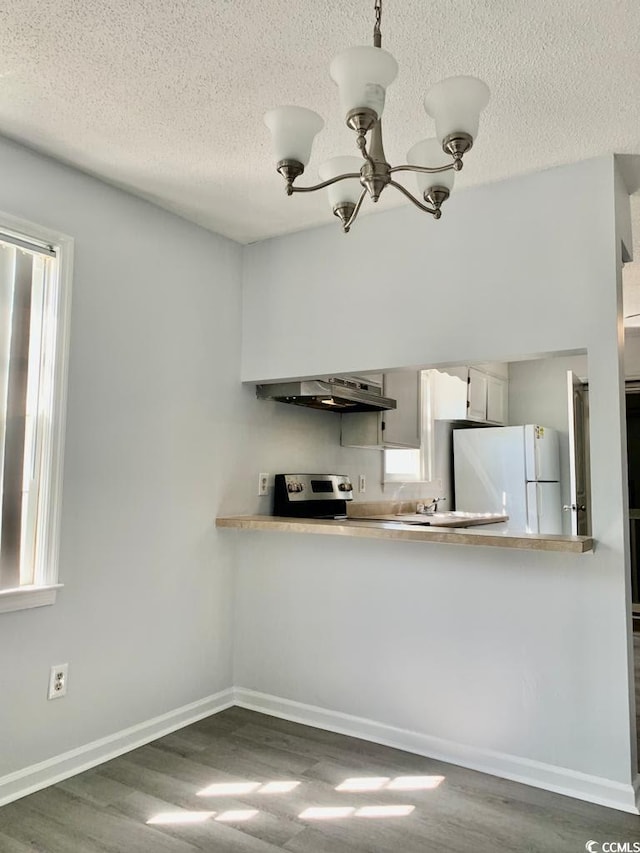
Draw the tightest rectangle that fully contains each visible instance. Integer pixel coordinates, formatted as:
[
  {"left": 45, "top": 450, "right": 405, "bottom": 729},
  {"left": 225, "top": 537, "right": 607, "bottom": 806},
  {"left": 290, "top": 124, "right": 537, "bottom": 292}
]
[
  {"left": 566, "top": 371, "right": 590, "bottom": 535},
  {"left": 526, "top": 481, "right": 562, "bottom": 534}
]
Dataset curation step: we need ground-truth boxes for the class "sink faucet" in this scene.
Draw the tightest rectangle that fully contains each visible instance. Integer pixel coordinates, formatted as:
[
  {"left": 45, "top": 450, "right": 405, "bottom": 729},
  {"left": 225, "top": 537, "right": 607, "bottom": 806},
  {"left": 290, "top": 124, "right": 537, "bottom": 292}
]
[{"left": 417, "top": 497, "right": 446, "bottom": 515}]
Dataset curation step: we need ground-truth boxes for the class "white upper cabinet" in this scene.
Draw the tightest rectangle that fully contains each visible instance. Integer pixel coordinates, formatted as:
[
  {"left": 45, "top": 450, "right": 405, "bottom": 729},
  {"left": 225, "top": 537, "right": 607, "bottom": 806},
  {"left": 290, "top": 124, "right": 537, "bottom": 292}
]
[
  {"left": 434, "top": 364, "right": 508, "bottom": 425},
  {"left": 340, "top": 364, "right": 507, "bottom": 449}
]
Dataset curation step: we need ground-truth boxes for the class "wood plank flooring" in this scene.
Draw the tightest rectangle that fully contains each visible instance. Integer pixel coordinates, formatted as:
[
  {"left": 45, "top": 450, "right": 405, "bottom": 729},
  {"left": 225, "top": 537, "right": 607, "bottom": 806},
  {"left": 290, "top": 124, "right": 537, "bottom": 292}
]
[{"left": 1, "top": 705, "right": 639, "bottom": 853}]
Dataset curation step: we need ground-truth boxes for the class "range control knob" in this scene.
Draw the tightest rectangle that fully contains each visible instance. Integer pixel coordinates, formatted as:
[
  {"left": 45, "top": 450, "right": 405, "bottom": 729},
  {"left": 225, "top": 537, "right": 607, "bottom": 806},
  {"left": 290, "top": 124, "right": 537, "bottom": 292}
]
[{"left": 338, "top": 482, "right": 352, "bottom": 492}]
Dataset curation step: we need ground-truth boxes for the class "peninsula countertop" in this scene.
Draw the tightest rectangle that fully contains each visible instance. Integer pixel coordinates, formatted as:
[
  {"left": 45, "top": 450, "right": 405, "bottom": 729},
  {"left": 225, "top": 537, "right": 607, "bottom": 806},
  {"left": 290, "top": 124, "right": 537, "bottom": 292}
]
[{"left": 215, "top": 514, "right": 594, "bottom": 554}]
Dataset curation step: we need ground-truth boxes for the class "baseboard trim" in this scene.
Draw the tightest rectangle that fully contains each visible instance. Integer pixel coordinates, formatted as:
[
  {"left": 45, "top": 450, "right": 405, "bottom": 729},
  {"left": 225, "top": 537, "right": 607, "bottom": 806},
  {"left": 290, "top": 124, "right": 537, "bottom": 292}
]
[
  {"left": 2, "top": 686, "right": 637, "bottom": 815},
  {"left": 0, "top": 688, "right": 234, "bottom": 807},
  {"left": 234, "top": 687, "right": 640, "bottom": 815}
]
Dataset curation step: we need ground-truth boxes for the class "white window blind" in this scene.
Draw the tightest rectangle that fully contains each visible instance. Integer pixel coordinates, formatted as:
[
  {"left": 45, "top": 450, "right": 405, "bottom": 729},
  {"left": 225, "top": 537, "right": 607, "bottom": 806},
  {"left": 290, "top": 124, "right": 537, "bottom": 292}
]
[{"left": 0, "top": 239, "right": 58, "bottom": 591}]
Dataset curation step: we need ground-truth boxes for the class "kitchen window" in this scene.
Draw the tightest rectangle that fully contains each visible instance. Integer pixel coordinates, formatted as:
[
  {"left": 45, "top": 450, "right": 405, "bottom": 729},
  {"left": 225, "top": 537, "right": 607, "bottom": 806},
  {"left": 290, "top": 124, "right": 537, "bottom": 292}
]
[
  {"left": 384, "top": 448, "right": 423, "bottom": 482},
  {"left": 0, "top": 216, "right": 73, "bottom": 613}
]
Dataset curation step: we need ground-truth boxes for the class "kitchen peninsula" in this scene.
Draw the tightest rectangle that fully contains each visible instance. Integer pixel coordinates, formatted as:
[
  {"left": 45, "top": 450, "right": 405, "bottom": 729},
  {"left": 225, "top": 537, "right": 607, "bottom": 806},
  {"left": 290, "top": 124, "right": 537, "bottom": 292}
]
[{"left": 216, "top": 514, "right": 593, "bottom": 553}]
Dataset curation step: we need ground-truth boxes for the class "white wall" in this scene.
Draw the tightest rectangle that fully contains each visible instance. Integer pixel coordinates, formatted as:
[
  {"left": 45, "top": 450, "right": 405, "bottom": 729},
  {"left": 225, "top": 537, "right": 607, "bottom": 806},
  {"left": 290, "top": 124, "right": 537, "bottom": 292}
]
[
  {"left": 242, "top": 159, "right": 625, "bottom": 383},
  {"left": 0, "top": 136, "right": 388, "bottom": 785},
  {"left": 0, "top": 137, "right": 238, "bottom": 776},
  {"left": 0, "top": 135, "right": 396, "bottom": 784},
  {"left": 238, "top": 156, "right": 638, "bottom": 808}
]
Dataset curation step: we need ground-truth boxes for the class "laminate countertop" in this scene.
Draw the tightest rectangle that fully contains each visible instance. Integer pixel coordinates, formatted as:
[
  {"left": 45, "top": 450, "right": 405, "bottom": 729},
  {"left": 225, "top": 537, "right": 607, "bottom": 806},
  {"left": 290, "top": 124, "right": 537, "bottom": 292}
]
[{"left": 215, "top": 515, "right": 594, "bottom": 554}]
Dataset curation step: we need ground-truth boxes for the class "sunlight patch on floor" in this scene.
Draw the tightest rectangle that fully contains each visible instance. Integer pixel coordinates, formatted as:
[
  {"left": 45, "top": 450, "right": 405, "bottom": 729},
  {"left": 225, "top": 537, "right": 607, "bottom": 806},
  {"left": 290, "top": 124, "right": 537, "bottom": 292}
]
[
  {"left": 335, "top": 774, "right": 445, "bottom": 792},
  {"left": 299, "top": 806, "right": 356, "bottom": 820},
  {"left": 215, "top": 809, "right": 259, "bottom": 822},
  {"left": 299, "top": 803, "right": 415, "bottom": 820},
  {"left": 387, "top": 775, "right": 445, "bottom": 790},
  {"left": 158, "top": 771, "right": 444, "bottom": 828},
  {"left": 147, "top": 811, "right": 215, "bottom": 825},
  {"left": 336, "top": 777, "right": 390, "bottom": 791},
  {"left": 356, "top": 805, "right": 415, "bottom": 818}
]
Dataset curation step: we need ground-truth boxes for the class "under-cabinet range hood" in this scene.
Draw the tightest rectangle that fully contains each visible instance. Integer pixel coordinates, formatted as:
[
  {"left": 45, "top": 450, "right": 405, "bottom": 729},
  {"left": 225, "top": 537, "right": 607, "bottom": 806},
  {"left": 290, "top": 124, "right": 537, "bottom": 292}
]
[{"left": 256, "top": 376, "right": 396, "bottom": 413}]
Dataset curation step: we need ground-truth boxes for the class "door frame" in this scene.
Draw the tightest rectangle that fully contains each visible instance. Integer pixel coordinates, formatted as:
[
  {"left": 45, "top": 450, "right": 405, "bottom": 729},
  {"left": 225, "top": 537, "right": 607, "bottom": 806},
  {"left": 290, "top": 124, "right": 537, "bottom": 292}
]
[{"left": 624, "top": 381, "right": 640, "bottom": 622}]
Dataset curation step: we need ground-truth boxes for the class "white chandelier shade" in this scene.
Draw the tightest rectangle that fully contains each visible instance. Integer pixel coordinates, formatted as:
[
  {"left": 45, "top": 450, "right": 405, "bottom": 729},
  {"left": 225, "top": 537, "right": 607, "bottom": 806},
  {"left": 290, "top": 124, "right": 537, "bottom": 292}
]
[
  {"left": 423, "top": 75, "right": 491, "bottom": 143},
  {"left": 263, "top": 106, "right": 324, "bottom": 166},
  {"left": 330, "top": 46, "right": 399, "bottom": 119},
  {"left": 407, "top": 139, "right": 455, "bottom": 196},
  {"left": 318, "top": 156, "right": 363, "bottom": 210}
]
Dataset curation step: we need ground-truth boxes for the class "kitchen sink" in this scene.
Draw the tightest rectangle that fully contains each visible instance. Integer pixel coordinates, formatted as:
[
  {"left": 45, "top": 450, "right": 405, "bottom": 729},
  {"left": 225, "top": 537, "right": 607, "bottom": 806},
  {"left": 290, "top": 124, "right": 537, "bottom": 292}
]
[{"left": 347, "top": 511, "right": 508, "bottom": 528}]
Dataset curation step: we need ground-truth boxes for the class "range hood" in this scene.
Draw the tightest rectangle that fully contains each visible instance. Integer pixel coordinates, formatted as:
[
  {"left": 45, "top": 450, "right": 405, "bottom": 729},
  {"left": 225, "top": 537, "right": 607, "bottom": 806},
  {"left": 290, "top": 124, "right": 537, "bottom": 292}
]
[{"left": 256, "top": 376, "right": 397, "bottom": 413}]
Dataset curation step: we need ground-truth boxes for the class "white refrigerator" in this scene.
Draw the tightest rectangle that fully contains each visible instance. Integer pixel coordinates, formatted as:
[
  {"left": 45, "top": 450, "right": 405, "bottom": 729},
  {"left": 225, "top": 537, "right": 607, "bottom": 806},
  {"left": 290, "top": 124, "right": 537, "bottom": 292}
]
[{"left": 453, "top": 425, "right": 562, "bottom": 534}]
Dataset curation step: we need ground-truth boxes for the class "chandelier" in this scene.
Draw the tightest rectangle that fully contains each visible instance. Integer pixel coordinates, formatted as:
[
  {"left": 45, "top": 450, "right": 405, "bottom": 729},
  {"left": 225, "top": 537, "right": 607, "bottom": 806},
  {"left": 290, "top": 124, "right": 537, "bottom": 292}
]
[{"left": 265, "top": 0, "right": 490, "bottom": 233}]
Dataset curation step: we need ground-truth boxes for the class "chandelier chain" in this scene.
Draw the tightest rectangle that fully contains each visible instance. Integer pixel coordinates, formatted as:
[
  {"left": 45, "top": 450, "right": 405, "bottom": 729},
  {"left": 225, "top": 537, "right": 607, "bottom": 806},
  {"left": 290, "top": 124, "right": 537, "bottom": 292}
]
[{"left": 373, "top": 0, "right": 382, "bottom": 47}]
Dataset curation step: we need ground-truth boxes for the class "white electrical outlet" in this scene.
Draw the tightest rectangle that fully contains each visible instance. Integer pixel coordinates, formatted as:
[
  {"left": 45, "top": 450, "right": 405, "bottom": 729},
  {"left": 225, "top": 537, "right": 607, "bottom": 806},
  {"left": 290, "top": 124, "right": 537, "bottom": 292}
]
[
  {"left": 258, "top": 473, "right": 269, "bottom": 496},
  {"left": 358, "top": 474, "right": 366, "bottom": 493},
  {"left": 48, "top": 663, "right": 68, "bottom": 700}
]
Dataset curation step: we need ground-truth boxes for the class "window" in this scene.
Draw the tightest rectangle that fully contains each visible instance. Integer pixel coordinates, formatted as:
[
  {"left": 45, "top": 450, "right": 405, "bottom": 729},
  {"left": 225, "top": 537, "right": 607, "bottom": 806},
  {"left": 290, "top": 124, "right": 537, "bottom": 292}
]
[
  {"left": 384, "top": 448, "right": 423, "bottom": 482},
  {"left": 0, "top": 215, "right": 73, "bottom": 613}
]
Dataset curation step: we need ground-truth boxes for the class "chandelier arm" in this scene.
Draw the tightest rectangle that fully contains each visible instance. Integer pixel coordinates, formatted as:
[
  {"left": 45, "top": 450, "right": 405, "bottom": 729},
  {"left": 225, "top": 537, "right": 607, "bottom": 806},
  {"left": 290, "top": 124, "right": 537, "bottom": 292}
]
[
  {"left": 389, "top": 181, "right": 440, "bottom": 217},
  {"left": 389, "top": 163, "right": 457, "bottom": 175},
  {"left": 290, "top": 173, "right": 362, "bottom": 194},
  {"left": 343, "top": 188, "right": 368, "bottom": 232}
]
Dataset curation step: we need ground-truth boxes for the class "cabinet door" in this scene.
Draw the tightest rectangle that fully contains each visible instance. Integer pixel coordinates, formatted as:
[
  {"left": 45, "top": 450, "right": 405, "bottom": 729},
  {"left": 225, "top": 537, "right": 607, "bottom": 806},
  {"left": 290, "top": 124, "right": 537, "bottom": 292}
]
[
  {"left": 430, "top": 368, "right": 468, "bottom": 420},
  {"left": 486, "top": 375, "right": 507, "bottom": 424},
  {"left": 340, "top": 412, "right": 383, "bottom": 448},
  {"left": 467, "top": 367, "right": 488, "bottom": 421},
  {"left": 381, "top": 371, "right": 421, "bottom": 448}
]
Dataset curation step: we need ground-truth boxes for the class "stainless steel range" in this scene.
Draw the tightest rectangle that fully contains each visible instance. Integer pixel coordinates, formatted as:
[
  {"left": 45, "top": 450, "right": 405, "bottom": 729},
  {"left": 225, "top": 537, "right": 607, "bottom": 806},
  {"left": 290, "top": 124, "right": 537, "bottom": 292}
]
[{"left": 273, "top": 474, "right": 353, "bottom": 519}]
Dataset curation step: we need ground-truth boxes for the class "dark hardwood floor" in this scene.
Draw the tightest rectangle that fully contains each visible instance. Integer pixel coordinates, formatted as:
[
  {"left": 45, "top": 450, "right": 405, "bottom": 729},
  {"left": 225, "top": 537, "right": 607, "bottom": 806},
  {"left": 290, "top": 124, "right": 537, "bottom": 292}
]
[{"left": 0, "top": 705, "right": 638, "bottom": 853}]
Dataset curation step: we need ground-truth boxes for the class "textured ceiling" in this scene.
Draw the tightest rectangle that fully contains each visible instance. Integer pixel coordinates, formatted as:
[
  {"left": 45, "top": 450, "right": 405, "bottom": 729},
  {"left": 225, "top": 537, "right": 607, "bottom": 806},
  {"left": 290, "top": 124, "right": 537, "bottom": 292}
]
[{"left": 0, "top": 0, "right": 639, "bottom": 251}]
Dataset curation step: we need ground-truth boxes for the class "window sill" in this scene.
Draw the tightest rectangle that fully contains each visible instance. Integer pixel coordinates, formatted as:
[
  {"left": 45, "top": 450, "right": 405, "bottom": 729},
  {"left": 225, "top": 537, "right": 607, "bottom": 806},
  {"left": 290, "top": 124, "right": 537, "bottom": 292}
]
[{"left": 0, "top": 584, "right": 62, "bottom": 614}]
